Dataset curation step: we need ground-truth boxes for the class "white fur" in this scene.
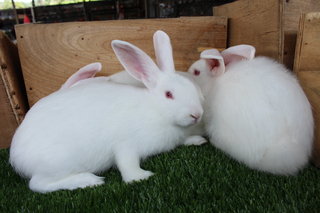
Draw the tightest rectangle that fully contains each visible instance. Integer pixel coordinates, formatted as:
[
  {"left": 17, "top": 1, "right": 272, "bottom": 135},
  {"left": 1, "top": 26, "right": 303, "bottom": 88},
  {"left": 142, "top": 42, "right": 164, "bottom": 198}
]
[
  {"left": 188, "top": 47, "right": 314, "bottom": 175},
  {"left": 61, "top": 30, "right": 207, "bottom": 145},
  {"left": 104, "top": 30, "right": 207, "bottom": 145},
  {"left": 9, "top": 35, "right": 203, "bottom": 193},
  {"left": 103, "top": 71, "right": 207, "bottom": 145}
]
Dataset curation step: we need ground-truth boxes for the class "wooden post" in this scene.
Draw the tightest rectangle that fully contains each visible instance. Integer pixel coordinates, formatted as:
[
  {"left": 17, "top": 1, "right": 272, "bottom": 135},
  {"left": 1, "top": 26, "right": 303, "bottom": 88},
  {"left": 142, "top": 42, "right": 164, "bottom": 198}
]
[
  {"left": 82, "top": 0, "right": 88, "bottom": 21},
  {"left": 31, "top": 0, "right": 36, "bottom": 23},
  {"left": 144, "top": 0, "right": 148, "bottom": 18},
  {"left": 294, "top": 12, "right": 320, "bottom": 167},
  {"left": 10, "top": 0, "right": 19, "bottom": 24},
  {"left": 0, "top": 32, "right": 28, "bottom": 148}
]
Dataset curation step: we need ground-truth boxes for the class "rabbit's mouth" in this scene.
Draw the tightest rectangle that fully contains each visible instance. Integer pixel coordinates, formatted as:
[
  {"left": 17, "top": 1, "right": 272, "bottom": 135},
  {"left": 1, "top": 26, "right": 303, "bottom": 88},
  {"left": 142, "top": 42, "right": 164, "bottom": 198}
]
[{"left": 176, "top": 113, "right": 202, "bottom": 127}]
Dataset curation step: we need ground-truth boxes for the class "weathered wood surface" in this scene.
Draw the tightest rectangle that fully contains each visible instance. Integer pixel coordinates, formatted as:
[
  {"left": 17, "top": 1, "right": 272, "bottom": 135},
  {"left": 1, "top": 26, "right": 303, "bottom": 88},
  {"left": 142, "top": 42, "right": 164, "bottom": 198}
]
[
  {"left": 213, "top": 0, "right": 282, "bottom": 61},
  {"left": 15, "top": 17, "right": 227, "bottom": 106},
  {"left": 213, "top": 0, "right": 320, "bottom": 70},
  {"left": 294, "top": 13, "right": 320, "bottom": 73},
  {"left": 283, "top": 0, "right": 320, "bottom": 70},
  {"left": 0, "top": 32, "right": 28, "bottom": 148},
  {"left": 298, "top": 72, "right": 320, "bottom": 167},
  {"left": 295, "top": 12, "right": 320, "bottom": 166},
  {"left": 283, "top": 0, "right": 320, "bottom": 32}
]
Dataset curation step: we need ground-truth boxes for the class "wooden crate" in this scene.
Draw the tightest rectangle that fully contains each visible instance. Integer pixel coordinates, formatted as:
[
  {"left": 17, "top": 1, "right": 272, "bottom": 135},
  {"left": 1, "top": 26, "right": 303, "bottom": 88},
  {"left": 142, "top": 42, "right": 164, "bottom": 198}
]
[
  {"left": 213, "top": 0, "right": 320, "bottom": 70},
  {"left": 15, "top": 17, "right": 227, "bottom": 106},
  {"left": 0, "top": 32, "right": 28, "bottom": 149},
  {"left": 294, "top": 12, "right": 320, "bottom": 167}
]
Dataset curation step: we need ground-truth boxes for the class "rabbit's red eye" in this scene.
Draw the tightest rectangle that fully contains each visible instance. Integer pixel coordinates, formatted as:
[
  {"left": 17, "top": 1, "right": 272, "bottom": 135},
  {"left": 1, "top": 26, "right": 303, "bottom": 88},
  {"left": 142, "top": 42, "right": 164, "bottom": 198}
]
[
  {"left": 165, "top": 91, "right": 174, "bottom": 99},
  {"left": 194, "top": 69, "right": 200, "bottom": 76}
]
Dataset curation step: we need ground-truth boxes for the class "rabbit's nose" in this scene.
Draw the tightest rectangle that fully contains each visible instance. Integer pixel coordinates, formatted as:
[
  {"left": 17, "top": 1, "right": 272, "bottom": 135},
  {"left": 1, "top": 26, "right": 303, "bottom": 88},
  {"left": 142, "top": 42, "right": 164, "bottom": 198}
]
[{"left": 190, "top": 114, "right": 201, "bottom": 123}]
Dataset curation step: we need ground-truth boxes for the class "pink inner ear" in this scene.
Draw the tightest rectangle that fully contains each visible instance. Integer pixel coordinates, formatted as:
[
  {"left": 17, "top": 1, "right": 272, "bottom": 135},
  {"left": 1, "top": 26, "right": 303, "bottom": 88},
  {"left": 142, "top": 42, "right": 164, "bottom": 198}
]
[
  {"left": 61, "top": 63, "right": 101, "bottom": 89},
  {"left": 61, "top": 71, "right": 96, "bottom": 89},
  {"left": 207, "top": 59, "right": 220, "bottom": 69},
  {"left": 221, "top": 45, "right": 256, "bottom": 65},
  {"left": 69, "top": 71, "right": 96, "bottom": 86},
  {"left": 200, "top": 49, "right": 225, "bottom": 76},
  {"left": 223, "top": 55, "right": 246, "bottom": 65},
  {"left": 114, "top": 44, "right": 152, "bottom": 82}
]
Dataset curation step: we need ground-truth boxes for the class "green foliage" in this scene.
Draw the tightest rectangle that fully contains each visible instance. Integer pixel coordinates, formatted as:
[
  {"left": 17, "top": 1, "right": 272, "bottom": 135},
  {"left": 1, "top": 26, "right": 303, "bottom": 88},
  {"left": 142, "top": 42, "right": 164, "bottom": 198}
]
[
  {"left": 1, "top": 144, "right": 320, "bottom": 212},
  {"left": 0, "top": 0, "right": 98, "bottom": 10},
  {"left": 0, "top": 0, "right": 30, "bottom": 9},
  {"left": 35, "top": 0, "right": 92, "bottom": 6}
]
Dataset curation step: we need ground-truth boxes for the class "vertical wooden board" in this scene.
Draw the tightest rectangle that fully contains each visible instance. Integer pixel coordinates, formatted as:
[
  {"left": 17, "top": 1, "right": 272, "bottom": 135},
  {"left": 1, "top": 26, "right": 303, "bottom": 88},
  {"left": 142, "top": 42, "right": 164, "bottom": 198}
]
[
  {"left": 295, "top": 12, "right": 320, "bottom": 166},
  {"left": 0, "top": 32, "right": 28, "bottom": 122},
  {"left": 213, "top": 0, "right": 282, "bottom": 61},
  {"left": 0, "top": 32, "right": 28, "bottom": 148},
  {"left": 0, "top": 79, "right": 18, "bottom": 148},
  {"left": 294, "top": 13, "right": 306, "bottom": 73},
  {"left": 15, "top": 17, "right": 227, "bottom": 106},
  {"left": 283, "top": 0, "right": 320, "bottom": 70},
  {"left": 294, "top": 12, "right": 320, "bottom": 72},
  {"left": 297, "top": 72, "right": 320, "bottom": 167},
  {"left": 283, "top": 0, "right": 320, "bottom": 32}
]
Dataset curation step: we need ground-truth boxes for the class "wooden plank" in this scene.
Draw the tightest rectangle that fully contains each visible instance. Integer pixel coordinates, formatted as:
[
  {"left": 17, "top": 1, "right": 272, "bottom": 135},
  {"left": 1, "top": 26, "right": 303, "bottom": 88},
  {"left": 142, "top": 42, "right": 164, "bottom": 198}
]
[
  {"left": 0, "top": 78, "right": 17, "bottom": 148},
  {"left": 283, "top": 0, "right": 320, "bottom": 70},
  {"left": 213, "top": 0, "right": 320, "bottom": 70},
  {"left": 0, "top": 32, "right": 28, "bottom": 148},
  {"left": 15, "top": 17, "right": 227, "bottom": 106},
  {"left": 213, "top": 0, "right": 282, "bottom": 61},
  {"left": 297, "top": 71, "right": 320, "bottom": 167},
  {"left": 294, "top": 12, "right": 320, "bottom": 72},
  {"left": 295, "top": 12, "right": 320, "bottom": 166},
  {"left": 294, "top": 13, "right": 306, "bottom": 73},
  {"left": 283, "top": 0, "right": 320, "bottom": 32}
]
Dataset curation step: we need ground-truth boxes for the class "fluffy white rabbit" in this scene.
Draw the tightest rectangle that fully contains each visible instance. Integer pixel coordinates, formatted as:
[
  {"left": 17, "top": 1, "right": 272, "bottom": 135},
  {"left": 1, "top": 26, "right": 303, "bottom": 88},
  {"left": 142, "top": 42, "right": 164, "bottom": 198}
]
[
  {"left": 9, "top": 32, "right": 204, "bottom": 193},
  {"left": 60, "top": 31, "right": 207, "bottom": 146},
  {"left": 187, "top": 45, "right": 314, "bottom": 175}
]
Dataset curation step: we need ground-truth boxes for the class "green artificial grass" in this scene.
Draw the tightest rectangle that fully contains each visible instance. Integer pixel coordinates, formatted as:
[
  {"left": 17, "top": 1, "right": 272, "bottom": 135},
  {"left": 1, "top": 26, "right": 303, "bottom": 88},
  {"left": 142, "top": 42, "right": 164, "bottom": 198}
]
[{"left": 1, "top": 144, "right": 320, "bottom": 212}]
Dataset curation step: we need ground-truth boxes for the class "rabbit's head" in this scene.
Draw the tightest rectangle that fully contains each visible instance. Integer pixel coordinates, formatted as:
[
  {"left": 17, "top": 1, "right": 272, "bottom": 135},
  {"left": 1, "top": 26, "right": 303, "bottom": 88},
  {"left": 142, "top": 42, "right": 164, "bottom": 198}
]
[
  {"left": 187, "top": 45, "right": 256, "bottom": 93},
  {"left": 112, "top": 31, "right": 203, "bottom": 127}
]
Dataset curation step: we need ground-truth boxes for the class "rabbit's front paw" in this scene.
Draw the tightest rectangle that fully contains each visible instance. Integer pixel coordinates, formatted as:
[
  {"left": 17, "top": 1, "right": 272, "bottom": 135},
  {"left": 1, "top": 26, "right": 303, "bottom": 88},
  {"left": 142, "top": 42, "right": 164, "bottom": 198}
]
[
  {"left": 183, "top": 135, "right": 208, "bottom": 146},
  {"left": 123, "top": 169, "right": 154, "bottom": 183}
]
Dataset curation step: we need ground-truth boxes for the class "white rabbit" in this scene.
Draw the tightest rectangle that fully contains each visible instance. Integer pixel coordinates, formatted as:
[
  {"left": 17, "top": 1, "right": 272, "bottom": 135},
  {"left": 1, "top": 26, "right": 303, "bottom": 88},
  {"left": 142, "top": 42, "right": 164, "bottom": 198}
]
[
  {"left": 187, "top": 45, "right": 314, "bottom": 175},
  {"left": 60, "top": 31, "right": 207, "bottom": 146},
  {"left": 9, "top": 31, "right": 204, "bottom": 193}
]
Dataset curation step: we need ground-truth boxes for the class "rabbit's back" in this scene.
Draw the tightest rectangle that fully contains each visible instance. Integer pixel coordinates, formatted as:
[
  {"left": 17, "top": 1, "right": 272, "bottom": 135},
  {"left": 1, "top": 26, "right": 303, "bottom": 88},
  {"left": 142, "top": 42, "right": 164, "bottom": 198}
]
[
  {"left": 10, "top": 80, "right": 183, "bottom": 178},
  {"left": 206, "top": 57, "right": 313, "bottom": 174}
]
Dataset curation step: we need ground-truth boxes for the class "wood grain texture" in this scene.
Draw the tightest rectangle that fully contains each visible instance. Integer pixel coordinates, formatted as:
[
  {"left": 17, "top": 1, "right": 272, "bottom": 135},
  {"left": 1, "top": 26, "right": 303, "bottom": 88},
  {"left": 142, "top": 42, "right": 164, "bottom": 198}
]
[
  {"left": 15, "top": 17, "right": 227, "bottom": 106},
  {"left": 213, "top": 0, "right": 282, "bottom": 61},
  {"left": 294, "top": 13, "right": 320, "bottom": 72},
  {"left": 298, "top": 72, "right": 320, "bottom": 167},
  {"left": 0, "top": 78, "right": 17, "bottom": 148},
  {"left": 295, "top": 12, "right": 320, "bottom": 166},
  {"left": 0, "top": 32, "right": 28, "bottom": 148},
  {"left": 283, "top": 0, "right": 320, "bottom": 32},
  {"left": 283, "top": 0, "right": 320, "bottom": 70},
  {"left": 214, "top": 0, "right": 320, "bottom": 70}
]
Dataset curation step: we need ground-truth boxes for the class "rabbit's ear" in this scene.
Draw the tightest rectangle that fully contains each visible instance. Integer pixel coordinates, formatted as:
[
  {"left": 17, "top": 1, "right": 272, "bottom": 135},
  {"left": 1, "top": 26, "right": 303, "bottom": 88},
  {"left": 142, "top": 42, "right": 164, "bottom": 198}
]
[
  {"left": 153, "top": 30, "right": 175, "bottom": 73},
  {"left": 221, "top": 45, "right": 255, "bottom": 65},
  {"left": 61, "top": 62, "right": 102, "bottom": 89},
  {"left": 112, "top": 40, "right": 161, "bottom": 89},
  {"left": 200, "top": 49, "right": 225, "bottom": 76}
]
